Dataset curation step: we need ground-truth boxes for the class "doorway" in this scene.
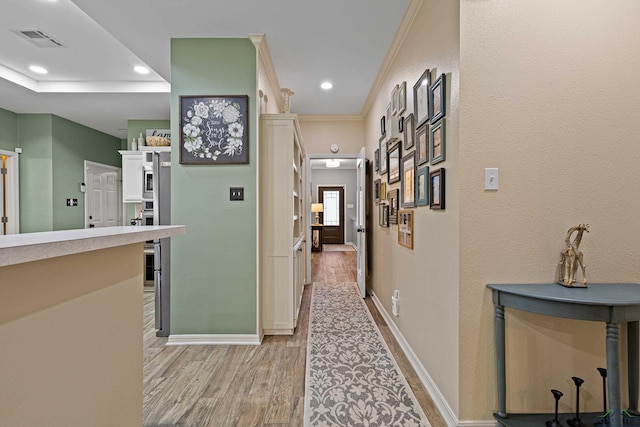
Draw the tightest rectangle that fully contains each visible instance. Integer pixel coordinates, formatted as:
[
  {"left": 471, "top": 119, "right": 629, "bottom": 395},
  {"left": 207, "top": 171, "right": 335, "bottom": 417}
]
[
  {"left": 318, "top": 186, "right": 345, "bottom": 245},
  {"left": 0, "top": 149, "right": 19, "bottom": 235},
  {"left": 84, "top": 161, "right": 122, "bottom": 228}
]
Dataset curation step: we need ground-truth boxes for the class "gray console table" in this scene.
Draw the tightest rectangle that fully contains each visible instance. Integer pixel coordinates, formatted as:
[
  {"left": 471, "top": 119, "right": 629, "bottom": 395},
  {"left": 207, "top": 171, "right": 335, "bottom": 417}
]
[{"left": 487, "top": 283, "right": 640, "bottom": 427}]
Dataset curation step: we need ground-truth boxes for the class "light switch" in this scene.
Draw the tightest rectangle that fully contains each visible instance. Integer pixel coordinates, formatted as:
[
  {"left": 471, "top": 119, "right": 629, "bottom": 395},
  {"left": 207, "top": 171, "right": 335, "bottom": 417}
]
[
  {"left": 484, "top": 168, "right": 499, "bottom": 190},
  {"left": 230, "top": 187, "right": 244, "bottom": 201}
]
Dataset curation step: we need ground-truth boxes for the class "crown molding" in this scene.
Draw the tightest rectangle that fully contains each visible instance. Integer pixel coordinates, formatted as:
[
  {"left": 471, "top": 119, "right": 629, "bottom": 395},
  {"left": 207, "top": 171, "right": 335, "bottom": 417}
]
[
  {"left": 360, "top": 0, "right": 423, "bottom": 118},
  {"left": 298, "top": 114, "right": 363, "bottom": 122},
  {"left": 249, "top": 33, "right": 284, "bottom": 112}
]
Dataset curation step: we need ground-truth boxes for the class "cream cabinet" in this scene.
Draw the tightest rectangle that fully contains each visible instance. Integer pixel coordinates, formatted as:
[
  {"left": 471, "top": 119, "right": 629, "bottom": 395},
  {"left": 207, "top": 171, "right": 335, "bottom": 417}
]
[
  {"left": 259, "top": 114, "right": 306, "bottom": 335},
  {"left": 119, "top": 151, "right": 143, "bottom": 202}
]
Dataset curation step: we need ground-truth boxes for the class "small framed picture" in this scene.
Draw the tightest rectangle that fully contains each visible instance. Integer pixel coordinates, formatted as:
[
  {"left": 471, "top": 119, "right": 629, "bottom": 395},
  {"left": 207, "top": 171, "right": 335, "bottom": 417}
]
[
  {"left": 374, "top": 179, "right": 382, "bottom": 204},
  {"left": 379, "top": 136, "right": 388, "bottom": 175},
  {"left": 385, "top": 103, "right": 394, "bottom": 141},
  {"left": 397, "top": 81, "right": 407, "bottom": 115},
  {"left": 392, "top": 85, "right": 399, "bottom": 115},
  {"left": 401, "top": 151, "right": 415, "bottom": 208},
  {"left": 416, "top": 123, "right": 429, "bottom": 165},
  {"left": 403, "top": 114, "right": 415, "bottom": 151},
  {"left": 430, "top": 119, "right": 445, "bottom": 165},
  {"left": 388, "top": 188, "right": 399, "bottom": 224},
  {"left": 381, "top": 181, "right": 387, "bottom": 200},
  {"left": 398, "top": 210, "right": 414, "bottom": 249},
  {"left": 430, "top": 168, "right": 445, "bottom": 210},
  {"left": 374, "top": 149, "right": 380, "bottom": 172},
  {"left": 387, "top": 141, "right": 401, "bottom": 184},
  {"left": 381, "top": 116, "right": 386, "bottom": 137},
  {"left": 429, "top": 73, "right": 446, "bottom": 123},
  {"left": 413, "top": 68, "right": 430, "bottom": 128},
  {"left": 416, "top": 165, "right": 429, "bottom": 207},
  {"left": 379, "top": 204, "right": 389, "bottom": 227}
]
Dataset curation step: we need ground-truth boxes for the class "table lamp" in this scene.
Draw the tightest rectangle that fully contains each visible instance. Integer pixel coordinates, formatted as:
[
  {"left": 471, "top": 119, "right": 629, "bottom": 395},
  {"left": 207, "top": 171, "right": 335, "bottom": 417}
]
[{"left": 311, "top": 203, "right": 323, "bottom": 225}]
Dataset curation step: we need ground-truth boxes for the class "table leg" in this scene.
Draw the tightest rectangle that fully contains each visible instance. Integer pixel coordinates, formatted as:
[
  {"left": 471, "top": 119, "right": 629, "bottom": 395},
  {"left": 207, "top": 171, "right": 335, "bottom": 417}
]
[
  {"left": 628, "top": 321, "right": 639, "bottom": 415},
  {"left": 607, "top": 322, "right": 622, "bottom": 427},
  {"left": 495, "top": 303, "right": 507, "bottom": 418}
]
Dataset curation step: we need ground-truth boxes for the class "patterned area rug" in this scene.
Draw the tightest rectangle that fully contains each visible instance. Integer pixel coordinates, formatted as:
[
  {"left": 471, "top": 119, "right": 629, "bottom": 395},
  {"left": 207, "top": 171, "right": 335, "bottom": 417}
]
[
  {"left": 304, "top": 282, "right": 431, "bottom": 427},
  {"left": 323, "top": 244, "right": 356, "bottom": 252}
]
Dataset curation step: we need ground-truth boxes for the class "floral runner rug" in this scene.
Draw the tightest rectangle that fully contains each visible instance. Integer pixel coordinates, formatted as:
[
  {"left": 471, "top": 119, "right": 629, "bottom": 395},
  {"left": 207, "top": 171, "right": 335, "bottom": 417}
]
[
  {"left": 322, "top": 244, "right": 356, "bottom": 252},
  {"left": 304, "top": 282, "right": 431, "bottom": 427}
]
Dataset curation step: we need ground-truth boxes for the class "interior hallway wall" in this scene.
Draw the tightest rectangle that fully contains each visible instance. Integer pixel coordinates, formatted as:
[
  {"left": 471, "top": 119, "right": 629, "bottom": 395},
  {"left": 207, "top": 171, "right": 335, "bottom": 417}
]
[
  {"left": 459, "top": 0, "right": 640, "bottom": 419},
  {"left": 299, "top": 116, "right": 364, "bottom": 155}
]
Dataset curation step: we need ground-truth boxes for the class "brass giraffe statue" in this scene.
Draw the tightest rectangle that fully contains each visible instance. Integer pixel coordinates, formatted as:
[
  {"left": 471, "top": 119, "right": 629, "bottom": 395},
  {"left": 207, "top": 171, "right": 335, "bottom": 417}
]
[{"left": 558, "top": 224, "right": 589, "bottom": 287}]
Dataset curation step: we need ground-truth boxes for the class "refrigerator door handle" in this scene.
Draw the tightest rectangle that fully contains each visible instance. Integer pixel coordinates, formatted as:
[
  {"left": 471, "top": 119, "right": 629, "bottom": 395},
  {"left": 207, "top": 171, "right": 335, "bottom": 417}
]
[{"left": 154, "top": 270, "right": 162, "bottom": 329}]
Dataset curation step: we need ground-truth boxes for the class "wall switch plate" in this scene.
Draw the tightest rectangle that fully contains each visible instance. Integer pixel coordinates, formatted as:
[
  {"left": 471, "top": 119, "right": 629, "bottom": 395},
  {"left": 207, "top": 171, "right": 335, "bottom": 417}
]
[
  {"left": 230, "top": 187, "right": 244, "bottom": 201},
  {"left": 484, "top": 168, "right": 499, "bottom": 190}
]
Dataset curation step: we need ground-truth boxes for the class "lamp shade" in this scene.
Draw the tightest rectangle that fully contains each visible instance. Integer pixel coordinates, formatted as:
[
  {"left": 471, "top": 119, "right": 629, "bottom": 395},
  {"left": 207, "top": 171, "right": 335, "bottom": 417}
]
[{"left": 311, "top": 203, "right": 324, "bottom": 213}]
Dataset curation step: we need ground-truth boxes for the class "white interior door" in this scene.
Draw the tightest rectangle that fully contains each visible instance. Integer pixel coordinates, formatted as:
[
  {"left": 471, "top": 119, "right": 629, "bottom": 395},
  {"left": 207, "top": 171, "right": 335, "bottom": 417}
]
[
  {"left": 0, "top": 150, "right": 19, "bottom": 235},
  {"left": 356, "top": 147, "right": 367, "bottom": 297},
  {"left": 85, "top": 161, "right": 121, "bottom": 228}
]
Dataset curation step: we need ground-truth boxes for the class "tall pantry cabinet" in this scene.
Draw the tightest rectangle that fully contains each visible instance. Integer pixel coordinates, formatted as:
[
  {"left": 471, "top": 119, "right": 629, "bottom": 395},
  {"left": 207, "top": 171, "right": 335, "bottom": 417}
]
[{"left": 259, "top": 114, "right": 306, "bottom": 335}]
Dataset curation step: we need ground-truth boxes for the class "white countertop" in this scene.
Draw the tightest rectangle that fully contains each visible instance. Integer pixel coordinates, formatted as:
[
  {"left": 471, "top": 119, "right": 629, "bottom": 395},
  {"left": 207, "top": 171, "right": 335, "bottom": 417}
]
[{"left": 0, "top": 225, "right": 185, "bottom": 267}]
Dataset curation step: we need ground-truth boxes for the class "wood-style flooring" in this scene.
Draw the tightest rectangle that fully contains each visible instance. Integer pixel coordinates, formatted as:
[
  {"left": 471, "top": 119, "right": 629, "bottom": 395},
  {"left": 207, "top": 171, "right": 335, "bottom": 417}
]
[{"left": 143, "top": 250, "right": 446, "bottom": 427}]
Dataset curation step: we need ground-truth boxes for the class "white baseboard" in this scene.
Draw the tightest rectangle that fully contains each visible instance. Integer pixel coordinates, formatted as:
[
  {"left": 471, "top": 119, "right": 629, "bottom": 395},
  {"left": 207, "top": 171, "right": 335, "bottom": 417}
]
[
  {"left": 370, "top": 292, "right": 496, "bottom": 427},
  {"left": 166, "top": 334, "right": 261, "bottom": 346}
]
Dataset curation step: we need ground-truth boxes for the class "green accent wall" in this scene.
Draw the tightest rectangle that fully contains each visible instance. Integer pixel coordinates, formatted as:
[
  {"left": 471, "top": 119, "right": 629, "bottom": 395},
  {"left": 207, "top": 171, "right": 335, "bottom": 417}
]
[
  {"left": 170, "top": 38, "right": 257, "bottom": 335},
  {"left": 127, "top": 119, "right": 170, "bottom": 150},
  {"left": 0, "top": 108, "right": 18, "bottom": 151}
]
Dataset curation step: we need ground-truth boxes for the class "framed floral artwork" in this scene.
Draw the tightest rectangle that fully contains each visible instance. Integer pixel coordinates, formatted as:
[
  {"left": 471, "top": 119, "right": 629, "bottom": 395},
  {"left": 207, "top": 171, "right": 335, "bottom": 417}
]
[
  {"left": 413, "top": 68, "right": 430, "bottom": 128},
  {"left": 416, "top": 165, "right": 429, "bottom": 207},
  {"left": 416, "top": 122, "right": 429, "bottom": 165},
  {"left": 430, "top": 119, "right": 446, "bottom": 165},
  {"left": 429, "top": 74, "right": 446, "bottom": 123},
  {"left": 179, "top": 95, "right": 249, "bottom": 165},
  {"left": 430, "top": 168, "right": 445, "bottom": 210}
]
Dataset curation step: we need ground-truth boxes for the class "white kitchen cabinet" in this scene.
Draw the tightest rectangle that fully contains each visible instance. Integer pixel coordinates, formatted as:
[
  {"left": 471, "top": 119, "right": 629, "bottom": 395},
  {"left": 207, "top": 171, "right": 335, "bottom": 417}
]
[
  {"left": 259, "top": 114, "right": 306, "bottom": 335},
  {"left": 119, "top": 151, "right": 142, "bottom": 202}
]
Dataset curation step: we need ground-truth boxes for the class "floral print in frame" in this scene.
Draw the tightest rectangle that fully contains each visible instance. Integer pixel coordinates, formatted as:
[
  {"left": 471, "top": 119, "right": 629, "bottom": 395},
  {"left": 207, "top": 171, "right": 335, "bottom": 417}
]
[{"left": 179, "top": 95, "right": 249, "bottom": 164}]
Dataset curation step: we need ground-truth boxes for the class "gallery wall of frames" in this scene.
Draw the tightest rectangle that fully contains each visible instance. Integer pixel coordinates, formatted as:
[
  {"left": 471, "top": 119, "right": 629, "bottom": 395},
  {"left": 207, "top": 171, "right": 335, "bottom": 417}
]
[{"left": 373, "top": 69, "right": 447, "bottom": 250}]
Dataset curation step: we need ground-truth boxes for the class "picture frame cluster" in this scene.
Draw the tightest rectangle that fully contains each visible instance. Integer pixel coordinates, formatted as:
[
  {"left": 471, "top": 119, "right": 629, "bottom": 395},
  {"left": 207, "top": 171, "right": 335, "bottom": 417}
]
[{"left": 373, "top": 66, "right": 449, "bottom": 249}]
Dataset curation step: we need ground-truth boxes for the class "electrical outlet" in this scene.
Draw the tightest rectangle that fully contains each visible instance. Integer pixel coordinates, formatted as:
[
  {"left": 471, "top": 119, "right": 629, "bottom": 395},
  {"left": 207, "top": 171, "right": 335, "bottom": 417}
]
[{"left": 230, "top": 187, "right": 244, "bottom": 201}]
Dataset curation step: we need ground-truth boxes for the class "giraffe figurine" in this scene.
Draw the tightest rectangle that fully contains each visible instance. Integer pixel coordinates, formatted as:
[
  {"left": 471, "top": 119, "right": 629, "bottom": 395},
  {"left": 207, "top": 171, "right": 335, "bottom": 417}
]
[{"left": 558, "top": 224, "right": 590, "bottom": 287}]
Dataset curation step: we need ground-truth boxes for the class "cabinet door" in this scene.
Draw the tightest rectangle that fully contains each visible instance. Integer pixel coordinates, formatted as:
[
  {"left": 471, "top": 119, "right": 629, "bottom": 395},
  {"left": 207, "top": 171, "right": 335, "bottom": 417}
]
[{"left": 122, "top": 154, "right": 143, "bottom": 202}]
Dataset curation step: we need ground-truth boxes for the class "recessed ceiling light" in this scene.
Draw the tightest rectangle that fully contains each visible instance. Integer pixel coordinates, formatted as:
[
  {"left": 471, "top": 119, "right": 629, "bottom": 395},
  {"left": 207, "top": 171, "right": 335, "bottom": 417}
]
[
  {"left": 134, "top": 66, "right": 149, "bottom": 75},
  {"left": 320, "top": 81, "right": 333, "bottom": 90},
  {"left": 29, "top": 65, "right": 48, "bottom": 74}
]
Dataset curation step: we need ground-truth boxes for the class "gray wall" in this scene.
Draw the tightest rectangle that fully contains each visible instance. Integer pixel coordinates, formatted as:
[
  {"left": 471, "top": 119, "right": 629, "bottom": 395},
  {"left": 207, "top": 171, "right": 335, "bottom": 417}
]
[{"left": 311, "top": 167, "right": 357, "bottom": 244}]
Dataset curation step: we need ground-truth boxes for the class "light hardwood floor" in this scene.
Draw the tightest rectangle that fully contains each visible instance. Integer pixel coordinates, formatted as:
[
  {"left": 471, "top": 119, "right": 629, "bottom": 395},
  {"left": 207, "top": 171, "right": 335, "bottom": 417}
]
[{"left": 143, "top": 250, "right": 446, "bottom": 426}]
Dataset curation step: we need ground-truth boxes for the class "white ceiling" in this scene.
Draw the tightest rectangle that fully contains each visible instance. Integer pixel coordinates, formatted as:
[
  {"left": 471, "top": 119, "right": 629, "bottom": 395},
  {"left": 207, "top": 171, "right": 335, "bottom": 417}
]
[{"left": 0, "top": 0, "right": 410, "bottom": 139}]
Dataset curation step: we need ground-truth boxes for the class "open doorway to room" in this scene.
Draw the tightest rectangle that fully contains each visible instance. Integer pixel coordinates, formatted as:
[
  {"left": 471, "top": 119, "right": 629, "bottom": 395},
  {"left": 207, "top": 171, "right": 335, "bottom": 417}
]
[
  {"left": 0, "top": 149, "right": 20, "bottom": 235},
  {"left": 306, "top": 155, "right": 359, "bottom": 284}
]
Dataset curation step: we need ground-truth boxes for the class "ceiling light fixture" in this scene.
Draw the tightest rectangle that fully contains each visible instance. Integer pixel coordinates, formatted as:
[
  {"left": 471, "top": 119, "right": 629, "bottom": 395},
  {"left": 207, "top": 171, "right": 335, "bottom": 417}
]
[
  {"left": 29, "top": 65, "right": 48, "bottom": 74},
  {"left": 134, "top": 66, "right": 150, "bottom": 75},
  {"left": 320, "top": 81, "right": 333, "bottom": 90},
  {"left": 326, "top": 159, "right": 340, "bottom": 168}
]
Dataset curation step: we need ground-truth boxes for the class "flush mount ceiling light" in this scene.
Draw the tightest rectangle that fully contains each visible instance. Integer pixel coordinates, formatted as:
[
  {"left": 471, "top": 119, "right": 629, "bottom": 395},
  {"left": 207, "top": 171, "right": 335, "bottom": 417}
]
[
  {"left": 134, "top": 66, "right": 149, "bottom": 74},
  {"left": 29, "top": 65, "right": 48, "bottom": 74},
  {"left": 325, "top": 159, "right": 340, "bottom": 168},
  {"left": 320, "top": 81, "right": 333, "bottom": 90}
]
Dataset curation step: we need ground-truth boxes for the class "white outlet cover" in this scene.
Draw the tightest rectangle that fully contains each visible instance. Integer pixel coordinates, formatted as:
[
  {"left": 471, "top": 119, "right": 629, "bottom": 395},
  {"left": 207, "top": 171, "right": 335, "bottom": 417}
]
[{"left": 485, "top": 168, "right": 499, "bottom": 190}]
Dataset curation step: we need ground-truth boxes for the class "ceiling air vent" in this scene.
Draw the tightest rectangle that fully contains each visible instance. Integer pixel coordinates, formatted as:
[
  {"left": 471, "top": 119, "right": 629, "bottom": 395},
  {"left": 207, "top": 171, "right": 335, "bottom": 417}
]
[{"left": 11, "top": 29, "right": 64, "bottom": 48}]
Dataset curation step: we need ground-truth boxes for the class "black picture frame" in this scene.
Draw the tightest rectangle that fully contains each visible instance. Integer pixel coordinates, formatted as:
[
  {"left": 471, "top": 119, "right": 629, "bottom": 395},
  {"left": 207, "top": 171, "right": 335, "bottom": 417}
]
[
  {"left": 379, "top": 204, "right": 389, "bottom": 227},
  {"left": 429, "top": 73, "right": 446, "bottom": 123},
  {"left": 430, "top": 119, "right": 446, "bottom": 165},
  {"left": 380, "top": 116, "right": 386, "bottom": 137},
  {"left": 401, "top": 151, "right": 416, "bottom": 208},
  {"left": 179, "top": 95, "right": 249, "bottom": 165},
  {"left": 403, "top": 113, "right": 415, "bottom": 151},
  {"left": 416, "top": 122, "right": 429, "bottom": 166},
  {"left": 374, "top": 178, "right": 381, "bottom": 203},
  {"left": 413, "top": 68, "right": 430, "bottom": 128},
  {"left": 429, "top": 168, "right": 445, "bottom": 210},
  {"left": 387, "top": 141, "right": 401, "bottom": 184},
  {"left": 379, "top": 136, "right": 388, "bottom": 175},
  {"left": 374, "top": 148, "right": 380, "bottom": 172}
]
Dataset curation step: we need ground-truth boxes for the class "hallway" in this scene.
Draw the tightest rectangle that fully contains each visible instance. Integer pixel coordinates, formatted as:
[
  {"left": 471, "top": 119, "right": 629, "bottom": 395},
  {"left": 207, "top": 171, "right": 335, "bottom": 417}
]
[{"left": 143, "top": 249, "right": 446, "bottom": 426}]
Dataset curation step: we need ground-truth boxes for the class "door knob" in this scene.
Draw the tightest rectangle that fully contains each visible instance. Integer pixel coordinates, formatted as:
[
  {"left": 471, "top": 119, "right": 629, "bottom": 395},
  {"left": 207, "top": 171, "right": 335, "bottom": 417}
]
[{"left": 89, "top": 224, "right": 95, "bottom": 228}]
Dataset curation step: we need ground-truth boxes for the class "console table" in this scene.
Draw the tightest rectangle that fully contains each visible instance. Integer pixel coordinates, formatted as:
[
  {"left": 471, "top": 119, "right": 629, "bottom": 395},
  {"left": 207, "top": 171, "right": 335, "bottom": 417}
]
[{"left": 487, "top": 283, "right": 640, "bottom": 427}]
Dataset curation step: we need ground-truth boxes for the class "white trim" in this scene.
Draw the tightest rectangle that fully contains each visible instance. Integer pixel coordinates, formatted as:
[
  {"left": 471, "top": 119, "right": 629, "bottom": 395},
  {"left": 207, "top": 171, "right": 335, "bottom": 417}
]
[
  {"left": 166, "top": 334, "right": 262, "bottom": 346},
  {"left": 249, "top": 33, "right": 284, "bottom": 113},
  {"left": 370, "top": 291, "right": 463, "bottom": 427},
  {"left": 0, "top": 149, "right": 19, "bottom": 234},
  {"left": 361, "top": 0, "right": 423, "bottom": 118},
  {"left": 458, "top": 421, "right": 497, "bottom": 427}
]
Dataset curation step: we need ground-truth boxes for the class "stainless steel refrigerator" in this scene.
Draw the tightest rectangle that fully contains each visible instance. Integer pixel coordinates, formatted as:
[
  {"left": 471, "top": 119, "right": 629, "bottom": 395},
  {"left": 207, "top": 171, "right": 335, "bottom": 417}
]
[{"left": 153, "top": 151, "right": 171, "bottom": 337}]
